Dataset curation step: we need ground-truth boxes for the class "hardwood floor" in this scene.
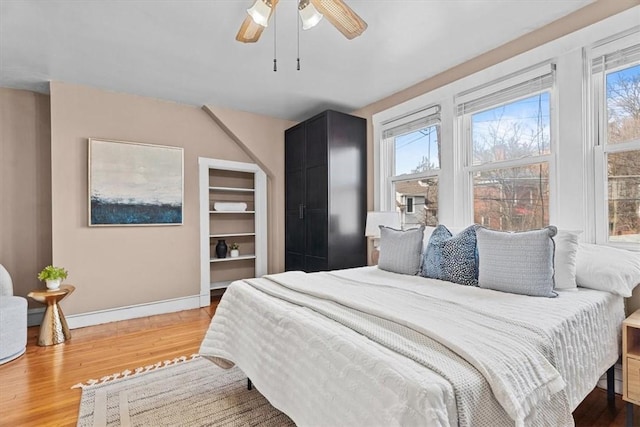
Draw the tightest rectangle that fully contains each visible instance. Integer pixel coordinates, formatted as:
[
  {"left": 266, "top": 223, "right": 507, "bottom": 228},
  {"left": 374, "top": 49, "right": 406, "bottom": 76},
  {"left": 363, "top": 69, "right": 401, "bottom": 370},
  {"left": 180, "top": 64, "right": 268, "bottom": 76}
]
[
  {"left": 0, "top": 297, "right": 219, "bottom": 427},
  {"left": 0, "top": 294, "right": 635, "bottom": 426}
]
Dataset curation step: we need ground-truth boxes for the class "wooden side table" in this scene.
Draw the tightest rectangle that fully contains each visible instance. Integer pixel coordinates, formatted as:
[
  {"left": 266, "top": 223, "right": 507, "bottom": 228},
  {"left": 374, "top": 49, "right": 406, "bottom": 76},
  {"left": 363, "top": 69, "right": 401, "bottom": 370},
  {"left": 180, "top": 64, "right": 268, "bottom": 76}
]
[
  {"left": 623, "top": 309, "right": 640, "bottom": 427},
  {"left": 27, "top": 285, "right": 75, "bottom": 346}
]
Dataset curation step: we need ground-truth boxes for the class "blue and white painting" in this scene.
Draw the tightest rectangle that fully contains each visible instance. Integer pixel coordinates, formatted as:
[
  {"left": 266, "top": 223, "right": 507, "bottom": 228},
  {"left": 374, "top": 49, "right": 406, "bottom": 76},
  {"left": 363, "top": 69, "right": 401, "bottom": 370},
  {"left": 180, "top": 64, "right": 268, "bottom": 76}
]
[{"left": 89, "top": 139, "right": 183, "bottom": 226}]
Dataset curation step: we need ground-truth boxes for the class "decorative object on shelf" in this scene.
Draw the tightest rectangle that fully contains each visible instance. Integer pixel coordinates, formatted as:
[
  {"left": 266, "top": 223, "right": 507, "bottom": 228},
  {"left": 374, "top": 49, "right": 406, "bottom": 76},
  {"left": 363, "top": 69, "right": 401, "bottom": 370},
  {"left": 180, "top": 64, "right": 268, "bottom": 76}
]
[
  {"left": 215, "top": 240, "right": 228, "bottom": 259},
  {"left": 365, "top": 211, "right": 401, "bottom": 265},
  {"left": 230, "top": 243, "right": 240, "bottom": 258},
  {"left": 88, "top": 138, "right": 184, "bottom": 226},
  {"left": 37, "top": 265, "right": 69, "bottom": 290},
  {"left": 214, "top": 202, "right": 248, "bottom": 212}
]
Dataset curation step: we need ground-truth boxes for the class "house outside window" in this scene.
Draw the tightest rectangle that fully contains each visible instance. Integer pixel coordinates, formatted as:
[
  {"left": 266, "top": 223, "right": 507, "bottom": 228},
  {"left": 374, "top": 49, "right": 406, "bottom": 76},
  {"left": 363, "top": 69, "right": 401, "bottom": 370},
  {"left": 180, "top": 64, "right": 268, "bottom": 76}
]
[
  {"left": 379, "top": 106, "right": 441, "bottom": 228},
  {"left": 457, "top": 64, "right": 555, "bottom": 231},
  {"left": 590, "top": 32, "right": 640, "bottom": 245}
]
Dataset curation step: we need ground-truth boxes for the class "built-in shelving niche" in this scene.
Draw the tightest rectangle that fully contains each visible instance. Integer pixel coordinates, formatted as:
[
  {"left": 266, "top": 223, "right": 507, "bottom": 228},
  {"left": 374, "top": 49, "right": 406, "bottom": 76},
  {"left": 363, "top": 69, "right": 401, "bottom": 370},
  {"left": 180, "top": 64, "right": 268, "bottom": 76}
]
[{"left": 199, "top": 158, "right": 267, "bottom": 306}]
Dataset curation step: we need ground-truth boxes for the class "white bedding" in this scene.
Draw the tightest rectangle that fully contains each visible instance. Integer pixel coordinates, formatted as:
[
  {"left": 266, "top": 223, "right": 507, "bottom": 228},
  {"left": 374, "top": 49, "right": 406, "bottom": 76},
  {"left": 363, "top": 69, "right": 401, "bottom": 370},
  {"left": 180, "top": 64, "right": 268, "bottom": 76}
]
[{"left": 199, "top": 266, "right": 625, "bottom": 426}]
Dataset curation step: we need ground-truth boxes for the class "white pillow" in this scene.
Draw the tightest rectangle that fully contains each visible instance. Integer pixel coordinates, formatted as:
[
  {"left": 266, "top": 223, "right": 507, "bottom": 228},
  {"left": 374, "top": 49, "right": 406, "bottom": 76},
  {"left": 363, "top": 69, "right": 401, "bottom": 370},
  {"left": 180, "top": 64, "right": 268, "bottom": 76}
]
[
  {"left": 477, "top": 226, "right": 557, "bottom": 297},
  {"left": 576, "top": 243, "right": 640, "bottom": 297},
  {"left": 422, "top": 226, "right": 436, "bottom": 252},
  {"left": 553, "top": 230, "right": 582, "bottom": 290}
]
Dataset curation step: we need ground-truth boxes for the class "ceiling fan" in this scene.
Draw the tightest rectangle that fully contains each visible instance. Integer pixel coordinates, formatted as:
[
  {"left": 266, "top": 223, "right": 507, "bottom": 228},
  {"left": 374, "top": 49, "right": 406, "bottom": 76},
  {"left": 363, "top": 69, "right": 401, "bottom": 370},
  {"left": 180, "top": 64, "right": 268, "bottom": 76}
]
[{"left": 236, "top": 0, "right": 368, "bottom": 43}]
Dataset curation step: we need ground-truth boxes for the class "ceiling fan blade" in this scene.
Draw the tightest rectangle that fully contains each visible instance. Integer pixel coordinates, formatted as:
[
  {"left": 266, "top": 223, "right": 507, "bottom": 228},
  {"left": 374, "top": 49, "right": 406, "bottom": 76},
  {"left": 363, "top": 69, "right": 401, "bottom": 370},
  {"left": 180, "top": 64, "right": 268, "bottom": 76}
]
[
  {"left": 236, "top": 15, "right": 266, "bottom": 43},
  {"left": 236, "top": 0, "right": 279, "bottom": 43},
  {"left": 310, "top": 0, "right": 367, "bottom": 40}
]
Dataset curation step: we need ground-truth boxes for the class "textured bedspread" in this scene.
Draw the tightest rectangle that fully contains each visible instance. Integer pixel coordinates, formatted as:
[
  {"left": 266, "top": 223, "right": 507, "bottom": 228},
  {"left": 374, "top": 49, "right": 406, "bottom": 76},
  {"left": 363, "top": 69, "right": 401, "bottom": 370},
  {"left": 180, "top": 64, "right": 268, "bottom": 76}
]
[{"left": 199, "top": 267, "right": 624, "bottom": 427}]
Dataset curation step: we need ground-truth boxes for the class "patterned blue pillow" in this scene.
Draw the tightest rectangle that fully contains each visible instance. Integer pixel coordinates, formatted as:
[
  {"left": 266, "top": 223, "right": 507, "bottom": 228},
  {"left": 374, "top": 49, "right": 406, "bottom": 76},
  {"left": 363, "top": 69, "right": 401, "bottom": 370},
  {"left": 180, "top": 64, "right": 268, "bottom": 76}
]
[{"left": 420, "top": 225, "right": 478, "bottom": 286}]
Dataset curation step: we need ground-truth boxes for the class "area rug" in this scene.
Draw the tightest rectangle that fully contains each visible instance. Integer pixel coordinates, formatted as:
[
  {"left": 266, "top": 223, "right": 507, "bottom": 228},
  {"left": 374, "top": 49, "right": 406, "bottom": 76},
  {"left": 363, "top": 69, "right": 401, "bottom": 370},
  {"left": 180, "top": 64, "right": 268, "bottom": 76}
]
[{"left": 73, "top": 355, "right": 295, "bottom": 427}]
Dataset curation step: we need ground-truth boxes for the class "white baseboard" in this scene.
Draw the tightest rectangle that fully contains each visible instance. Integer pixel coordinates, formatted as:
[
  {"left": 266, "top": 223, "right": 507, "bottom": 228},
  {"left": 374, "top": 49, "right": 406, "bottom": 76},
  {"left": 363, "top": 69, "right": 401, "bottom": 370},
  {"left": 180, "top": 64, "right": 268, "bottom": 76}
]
[
  {"left": 597, "top": 363, "right": 622, "bottom": 395},
  {"left": 27, "top": 308, "right": 45, "bottom": 327},
  {"left": 65, "top": 295, "right": 203, "bottom": 330},
  {"left": 200, "top": 293, "right": 210, "bottom": 307}
]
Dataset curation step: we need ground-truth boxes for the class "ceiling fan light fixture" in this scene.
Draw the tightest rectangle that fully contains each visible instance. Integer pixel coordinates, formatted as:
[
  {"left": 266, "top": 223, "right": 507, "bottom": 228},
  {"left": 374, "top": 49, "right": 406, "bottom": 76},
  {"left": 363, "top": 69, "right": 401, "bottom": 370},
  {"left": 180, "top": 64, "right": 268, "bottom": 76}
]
[
  {"left": 298, "top": 0, "right": 323, "bottom": 30},
  {"left": 247, "top": 0, "right": 272, "bottom": 27}
]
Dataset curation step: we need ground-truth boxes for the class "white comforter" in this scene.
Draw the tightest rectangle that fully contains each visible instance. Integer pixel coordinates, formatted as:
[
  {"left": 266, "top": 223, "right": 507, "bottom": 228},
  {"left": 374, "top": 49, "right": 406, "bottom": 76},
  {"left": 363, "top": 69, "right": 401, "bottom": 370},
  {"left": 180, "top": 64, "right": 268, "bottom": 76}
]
[{"left": 199, "top": 267, "right": 624, "bottom": 427}]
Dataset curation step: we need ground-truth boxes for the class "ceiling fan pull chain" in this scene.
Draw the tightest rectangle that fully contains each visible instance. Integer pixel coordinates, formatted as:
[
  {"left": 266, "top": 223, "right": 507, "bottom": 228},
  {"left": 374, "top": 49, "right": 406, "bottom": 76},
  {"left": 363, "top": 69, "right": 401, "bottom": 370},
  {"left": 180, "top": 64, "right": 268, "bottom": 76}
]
[
  {"left": 273, "top": 6, "right": 277, "bottom": 72},
  {"left": 297, "top": 10, "right": 301, "bottom": 71}
]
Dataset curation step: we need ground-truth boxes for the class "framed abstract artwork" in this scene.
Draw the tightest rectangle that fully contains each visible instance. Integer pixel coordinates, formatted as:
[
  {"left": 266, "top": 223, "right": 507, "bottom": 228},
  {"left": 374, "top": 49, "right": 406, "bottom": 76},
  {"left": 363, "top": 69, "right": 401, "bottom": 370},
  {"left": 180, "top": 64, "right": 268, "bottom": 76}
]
[{"left": 88, "top": 138, "right": 184, "bottom": 226}]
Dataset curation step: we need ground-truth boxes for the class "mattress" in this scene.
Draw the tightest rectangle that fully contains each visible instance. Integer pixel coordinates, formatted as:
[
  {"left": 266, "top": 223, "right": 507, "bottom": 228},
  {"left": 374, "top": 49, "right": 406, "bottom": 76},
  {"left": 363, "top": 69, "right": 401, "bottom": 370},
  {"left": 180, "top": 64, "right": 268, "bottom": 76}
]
[{"left": 199, "top": 266, "right": 625, "bottom": 426}]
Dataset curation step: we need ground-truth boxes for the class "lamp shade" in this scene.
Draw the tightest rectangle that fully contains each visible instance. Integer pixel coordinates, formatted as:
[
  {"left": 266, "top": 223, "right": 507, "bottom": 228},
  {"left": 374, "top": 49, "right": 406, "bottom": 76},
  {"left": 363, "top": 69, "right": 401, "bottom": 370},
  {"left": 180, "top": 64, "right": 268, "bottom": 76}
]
[
  {"left": 299, "top": 1, "right": 323, "bottom": 30},
  {"left": 247, "top": 0, "right": 272, "bottom": 27},
  {"left": 365, "top": 211, "right": 401, "bottom": 238}
]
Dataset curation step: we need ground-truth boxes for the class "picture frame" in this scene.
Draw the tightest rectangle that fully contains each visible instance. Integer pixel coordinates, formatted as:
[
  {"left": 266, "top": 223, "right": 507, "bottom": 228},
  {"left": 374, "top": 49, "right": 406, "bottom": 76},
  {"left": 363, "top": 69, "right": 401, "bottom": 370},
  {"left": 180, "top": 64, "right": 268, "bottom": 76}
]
[{"left": 88, "top": 138, "right": 184, "bottom": 226}]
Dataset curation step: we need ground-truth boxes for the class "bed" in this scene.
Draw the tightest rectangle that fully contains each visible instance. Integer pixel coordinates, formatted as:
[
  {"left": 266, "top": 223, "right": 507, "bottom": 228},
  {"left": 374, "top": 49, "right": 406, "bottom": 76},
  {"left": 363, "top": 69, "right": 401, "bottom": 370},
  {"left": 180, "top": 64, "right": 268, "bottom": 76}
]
[{"left": 199, "top": 266, "right": 625, "bottom": 427}]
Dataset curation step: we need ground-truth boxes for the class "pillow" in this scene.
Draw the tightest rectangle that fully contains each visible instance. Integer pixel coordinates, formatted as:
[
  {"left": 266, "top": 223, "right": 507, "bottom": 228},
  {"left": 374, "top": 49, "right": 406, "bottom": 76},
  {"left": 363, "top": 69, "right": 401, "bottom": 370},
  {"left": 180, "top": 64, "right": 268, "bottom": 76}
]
[
  {"left": 576, "top": 243, "right": 640, "bottom": 297},
  {"left": 420, "top": 225, "right": 478, "bottom": 286},
  {"left": 477, "top": 226, "right": 557, "bottom": 297},
  {"left": 378, "top": 225, "right": 424, "bottom": 275},
  {"left": 553, "top": 230, "right": 582, "bottom": 290},
  {"left": 422, "top": 226, "right": 436, "bottom": 252}
]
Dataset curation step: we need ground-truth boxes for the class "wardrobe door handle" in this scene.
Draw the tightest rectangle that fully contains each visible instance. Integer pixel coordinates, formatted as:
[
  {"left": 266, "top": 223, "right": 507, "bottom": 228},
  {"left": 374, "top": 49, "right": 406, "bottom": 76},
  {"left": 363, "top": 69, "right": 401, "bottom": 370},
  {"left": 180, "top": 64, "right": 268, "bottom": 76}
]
[{"left": 299, "top": 204, "right": 304, "bottom": 219}]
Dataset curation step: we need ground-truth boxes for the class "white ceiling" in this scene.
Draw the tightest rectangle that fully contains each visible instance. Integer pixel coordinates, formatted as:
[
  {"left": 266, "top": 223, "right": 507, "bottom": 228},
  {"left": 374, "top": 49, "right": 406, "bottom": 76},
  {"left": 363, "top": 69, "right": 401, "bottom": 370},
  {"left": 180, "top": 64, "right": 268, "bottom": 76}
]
[{"left": 0, "top": 0, "right": 592, "bottom": 121}]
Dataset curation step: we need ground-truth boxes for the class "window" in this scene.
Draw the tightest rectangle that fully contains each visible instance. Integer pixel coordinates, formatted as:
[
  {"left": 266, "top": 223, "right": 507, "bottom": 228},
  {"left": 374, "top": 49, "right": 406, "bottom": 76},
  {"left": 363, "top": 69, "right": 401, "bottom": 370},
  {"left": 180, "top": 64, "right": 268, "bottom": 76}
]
[
  {"left": 591, "top": 34, "right": 640, "bottom": 245},
  {"left": 457, "top": 64, "right": 555, "bottom": 231},
  {"left": 380, "top": 106, "right": 440, "bottom": 227},
  {"left": 406, "top": 196, "right": 415, "bottom": 214}
]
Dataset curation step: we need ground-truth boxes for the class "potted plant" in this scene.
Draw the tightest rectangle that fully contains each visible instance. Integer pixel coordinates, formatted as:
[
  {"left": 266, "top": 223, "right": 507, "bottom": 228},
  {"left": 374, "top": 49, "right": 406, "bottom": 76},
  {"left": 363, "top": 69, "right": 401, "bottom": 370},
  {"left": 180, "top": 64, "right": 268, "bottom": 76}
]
[
  {"left": 37, "top": 265, "right": 68, "bottom": 290},
  {"left": 230, "top": 243, "right": 240, "bottom": 258}
]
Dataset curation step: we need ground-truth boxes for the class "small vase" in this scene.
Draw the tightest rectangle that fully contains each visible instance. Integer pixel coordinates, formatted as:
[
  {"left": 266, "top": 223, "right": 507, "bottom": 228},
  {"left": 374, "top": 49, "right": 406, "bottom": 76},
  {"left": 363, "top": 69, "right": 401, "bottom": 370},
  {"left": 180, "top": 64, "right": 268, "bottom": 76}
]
[
  {"left": 215, "top": 240, "right": 228, "bottom": 258},
  {"left": 46, "top": 279, "right": 61, "bottom": 290},
  {"left": 230, "top": 249, "right": 239, "bottom": 258}
]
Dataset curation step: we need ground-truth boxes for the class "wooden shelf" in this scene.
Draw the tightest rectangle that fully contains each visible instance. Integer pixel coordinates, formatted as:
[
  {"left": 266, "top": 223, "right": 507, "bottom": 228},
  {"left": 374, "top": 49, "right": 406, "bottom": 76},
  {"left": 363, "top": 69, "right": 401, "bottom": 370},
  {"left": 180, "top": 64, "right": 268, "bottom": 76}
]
[
  {"left": 210, "top": 254, "right": 256, "bottom": 263},
  {"left": 209, "top": 186, "right": 254, "bottom": 193},
  {"left": 209, "top": 211, "right": 255, "bottom": 214},
  {"left": 210, "top": 280, "right": 233, "bottom": 290},
  {"left": 209, "top": 233, "right": 256, "bottom": 238}
]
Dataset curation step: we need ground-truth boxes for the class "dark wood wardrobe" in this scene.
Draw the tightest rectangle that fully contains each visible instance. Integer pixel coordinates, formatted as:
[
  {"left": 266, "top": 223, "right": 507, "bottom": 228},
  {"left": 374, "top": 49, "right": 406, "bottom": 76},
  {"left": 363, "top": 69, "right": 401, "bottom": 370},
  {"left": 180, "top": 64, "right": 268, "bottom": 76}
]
[{"left": 285, "top": 110, "right": 367, "bottom": 272}]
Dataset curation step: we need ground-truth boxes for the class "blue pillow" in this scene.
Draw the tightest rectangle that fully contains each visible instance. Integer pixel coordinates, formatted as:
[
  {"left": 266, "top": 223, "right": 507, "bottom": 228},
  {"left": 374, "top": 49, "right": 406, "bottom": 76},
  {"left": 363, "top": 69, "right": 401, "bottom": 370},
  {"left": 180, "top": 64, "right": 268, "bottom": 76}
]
[{"left": 420, "top": 225, "right": 478, "bottom": 286}]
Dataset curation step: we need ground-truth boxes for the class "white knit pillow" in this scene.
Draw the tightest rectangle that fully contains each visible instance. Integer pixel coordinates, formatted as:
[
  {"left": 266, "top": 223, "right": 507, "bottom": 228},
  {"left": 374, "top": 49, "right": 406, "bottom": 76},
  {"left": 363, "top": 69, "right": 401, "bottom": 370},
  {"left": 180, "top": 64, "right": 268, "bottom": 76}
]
[
  {"left": 378, "top": 226, "right": 424, "bottom": 275},
  {"left": 477, "top": 226, "right": 558, "bottom": 297}
]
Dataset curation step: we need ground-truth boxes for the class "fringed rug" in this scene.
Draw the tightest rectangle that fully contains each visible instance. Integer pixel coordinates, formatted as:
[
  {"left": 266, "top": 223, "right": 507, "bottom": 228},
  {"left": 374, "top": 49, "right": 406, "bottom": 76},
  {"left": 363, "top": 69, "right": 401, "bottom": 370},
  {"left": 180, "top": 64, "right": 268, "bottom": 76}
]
[{"left": 73, "top": 355, "right": 295, "bottom": 427}]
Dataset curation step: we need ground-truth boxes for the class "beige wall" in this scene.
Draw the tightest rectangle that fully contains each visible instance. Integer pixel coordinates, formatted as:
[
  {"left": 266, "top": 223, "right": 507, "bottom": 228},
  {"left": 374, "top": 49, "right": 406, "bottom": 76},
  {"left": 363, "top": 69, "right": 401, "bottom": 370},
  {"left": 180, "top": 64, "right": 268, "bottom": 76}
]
[
  {"left": 0, "top": 88, "right": 52, "bottom": 302},
  {"left": 352, "top": 0, "right": 639, "bottom": 211},
  {"left": 49, "top": 82, "right": 291, "bottom": 315}
]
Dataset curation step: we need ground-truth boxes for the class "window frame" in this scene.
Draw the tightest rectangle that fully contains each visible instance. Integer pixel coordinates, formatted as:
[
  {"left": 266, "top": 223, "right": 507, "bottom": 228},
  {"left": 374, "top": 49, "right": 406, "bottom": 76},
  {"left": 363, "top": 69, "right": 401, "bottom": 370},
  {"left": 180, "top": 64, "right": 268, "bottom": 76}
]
[
  {"left": 456, "top": 63, "right": 558, "bottom": 229},
  {"left": 378, "top": 105, "right": 441, "bottom": 225},
  {"left": 589, "top": 29, "right": 640, "bottom": 248}
]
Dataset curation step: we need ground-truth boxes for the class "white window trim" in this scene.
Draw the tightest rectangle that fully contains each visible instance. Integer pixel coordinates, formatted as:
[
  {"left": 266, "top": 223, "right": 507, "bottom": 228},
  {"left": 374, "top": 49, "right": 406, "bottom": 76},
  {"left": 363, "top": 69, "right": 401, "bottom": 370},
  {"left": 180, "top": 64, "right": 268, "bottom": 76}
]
[
  {"left": 456, "top": 63, "right": 558, "bottom": 228},
  {"left": 377, "top": 105, "right": 441, "bottom": 216},
  {"left": 371, "top": 8, "right": 638, "bottom": 235},
  {"left": 587, "top": 28, "right": 640, "bottom": 249}
]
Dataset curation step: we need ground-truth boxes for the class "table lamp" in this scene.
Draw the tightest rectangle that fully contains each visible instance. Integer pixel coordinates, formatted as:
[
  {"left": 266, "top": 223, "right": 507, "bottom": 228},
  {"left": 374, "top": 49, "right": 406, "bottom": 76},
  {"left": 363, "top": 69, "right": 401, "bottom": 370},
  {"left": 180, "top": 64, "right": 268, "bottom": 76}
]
[{"left": 365, "top": 211, "right": 401, "bottom": 265}]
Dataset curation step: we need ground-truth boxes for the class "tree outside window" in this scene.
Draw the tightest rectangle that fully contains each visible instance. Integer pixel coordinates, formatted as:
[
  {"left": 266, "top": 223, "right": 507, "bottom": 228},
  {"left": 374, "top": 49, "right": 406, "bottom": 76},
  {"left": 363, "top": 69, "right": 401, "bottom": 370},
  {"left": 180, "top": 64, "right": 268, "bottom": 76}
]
[
  {"left": 606, "top": 64, "right": 640, "bottom": 242},
  {"left": 470, "top": 93, "right": 551, "bottom": 231}
]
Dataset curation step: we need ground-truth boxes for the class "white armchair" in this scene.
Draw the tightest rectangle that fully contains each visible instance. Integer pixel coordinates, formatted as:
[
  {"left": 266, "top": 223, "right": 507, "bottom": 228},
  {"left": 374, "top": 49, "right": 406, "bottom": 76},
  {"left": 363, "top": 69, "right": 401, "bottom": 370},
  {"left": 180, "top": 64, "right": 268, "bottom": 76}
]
[{"left": 0, "top": 264, "right": 27, "bottom": 364}]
